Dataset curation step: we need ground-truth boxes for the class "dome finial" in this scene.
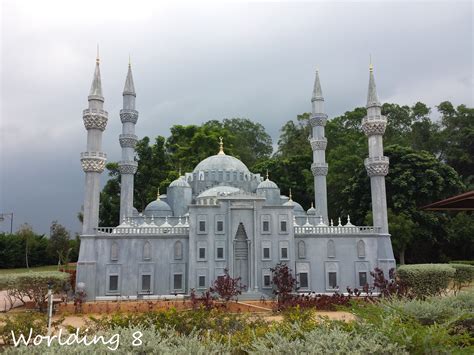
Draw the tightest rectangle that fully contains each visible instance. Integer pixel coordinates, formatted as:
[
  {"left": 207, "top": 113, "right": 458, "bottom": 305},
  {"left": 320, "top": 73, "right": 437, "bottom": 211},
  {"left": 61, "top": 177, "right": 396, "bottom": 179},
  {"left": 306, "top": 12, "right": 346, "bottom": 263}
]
[
  {"left": 369, "top": 53, "right": 373, "bottom": 72},
  {"left": 266, "top": 169, "right": 269, "bottom": 180},
  {"left": 96, "top": 44, "right": 100, "bottom": 64},
  {"left": 289, "top": 188, "right": 293, "bottom": 201},
  {"left": 311, "top": 201, "right": 314, "bottom": 208},
  {"left": 218, "top": 136, "right": 225, "bottom": 155},
  {"left": 156, "top": 188, "right": 160, "bottom": 200}
]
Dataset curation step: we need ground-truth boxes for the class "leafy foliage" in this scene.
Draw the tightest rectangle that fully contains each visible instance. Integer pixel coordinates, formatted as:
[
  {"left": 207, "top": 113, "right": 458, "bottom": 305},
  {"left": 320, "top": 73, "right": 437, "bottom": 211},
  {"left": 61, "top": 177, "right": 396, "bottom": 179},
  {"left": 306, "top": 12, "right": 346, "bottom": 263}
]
[
  {"left": 211, "top": 268, "right": 246, "bottom": 304},
  {"left": 270, "top": 262, "right": 296, "bottom": 305},
  {"left": 397, "top": 264, "right": 455, "bottom": 298}
]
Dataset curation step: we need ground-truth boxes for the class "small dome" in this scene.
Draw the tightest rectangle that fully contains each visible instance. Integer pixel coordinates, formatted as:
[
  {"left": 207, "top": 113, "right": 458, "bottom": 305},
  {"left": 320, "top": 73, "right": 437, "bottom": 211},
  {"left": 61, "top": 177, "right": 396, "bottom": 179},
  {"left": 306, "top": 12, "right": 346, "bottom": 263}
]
[
  {"left": 307, "top": 202, "right": 317, "bottom": 215},
  {"left": 132, "top": 207, "right": 139, "bottom": 217},
  {"left": 197, "top": 185, "right": 242, "bottom": 198},
  {"left": 169, "top": 176, "right": 191, "bottom": 188},
  {"left": 284, "top": 199, "right": 306, "bottom": 216},
  {"left": 257, "top": 178, "right": 278, "bottom": 189},
  {"left": 144, "top": 196, "right": 172, "bottom": 217}
]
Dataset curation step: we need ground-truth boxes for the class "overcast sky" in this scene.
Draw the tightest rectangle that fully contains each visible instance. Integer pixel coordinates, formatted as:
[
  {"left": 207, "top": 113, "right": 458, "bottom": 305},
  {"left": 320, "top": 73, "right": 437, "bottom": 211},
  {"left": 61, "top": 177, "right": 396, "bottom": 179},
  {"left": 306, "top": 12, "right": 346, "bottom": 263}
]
[{"left": 1, "top": 0, "right": 472, "bottom": 235}]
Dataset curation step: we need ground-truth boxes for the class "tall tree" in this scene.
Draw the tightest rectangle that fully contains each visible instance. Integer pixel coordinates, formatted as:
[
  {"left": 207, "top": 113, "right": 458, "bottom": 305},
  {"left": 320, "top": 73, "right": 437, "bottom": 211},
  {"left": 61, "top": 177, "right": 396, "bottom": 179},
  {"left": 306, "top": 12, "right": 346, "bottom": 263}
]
[{"left": 49, "top": 221, "right": 71, "bottom": 265}]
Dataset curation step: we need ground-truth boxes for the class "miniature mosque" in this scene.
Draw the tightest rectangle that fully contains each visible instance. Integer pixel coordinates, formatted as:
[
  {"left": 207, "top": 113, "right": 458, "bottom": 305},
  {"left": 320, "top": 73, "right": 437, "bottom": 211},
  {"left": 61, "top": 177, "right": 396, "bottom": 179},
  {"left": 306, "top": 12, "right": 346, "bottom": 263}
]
[{"left": 76, "top": 55, "right": 395, "bottom": 300}]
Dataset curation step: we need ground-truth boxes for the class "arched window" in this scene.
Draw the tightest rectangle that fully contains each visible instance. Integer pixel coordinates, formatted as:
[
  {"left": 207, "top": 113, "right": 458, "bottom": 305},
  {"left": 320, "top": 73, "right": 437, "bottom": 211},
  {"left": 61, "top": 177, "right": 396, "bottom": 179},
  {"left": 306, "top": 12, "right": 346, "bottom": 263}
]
[
  {"left": 298, "top": 240, "right": 306, "bottom": 259},
  {"left": 174, "top": 241, "right": 183, "bottom": 260},
  {"left": 357, "top": 240, "right": 366, "bottom": 258},
  {"left": 327, "top": 239, "right": 335, "bottom": 258},
  {"left": 143, "top": 241, "right": 151, "bottom": 261},
  {"left": 110, "top": 242, "right": 119, "bottom": 261}
]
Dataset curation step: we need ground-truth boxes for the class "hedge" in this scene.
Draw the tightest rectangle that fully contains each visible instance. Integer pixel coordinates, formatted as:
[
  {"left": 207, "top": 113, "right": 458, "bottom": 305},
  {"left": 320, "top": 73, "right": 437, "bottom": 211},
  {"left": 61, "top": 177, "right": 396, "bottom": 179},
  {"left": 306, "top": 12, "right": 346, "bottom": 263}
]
[
  {"left": 397, "top": 264, "right": 455, "bottom": 298},
  {"left": 449, "top": 263, "right": 474, "bottom": 292},
  {"left": 0, "top": 271, "right": 70, "bottom": 311},
  {"left": 449, "top": 260, "right": 474, "bottom": 266}
]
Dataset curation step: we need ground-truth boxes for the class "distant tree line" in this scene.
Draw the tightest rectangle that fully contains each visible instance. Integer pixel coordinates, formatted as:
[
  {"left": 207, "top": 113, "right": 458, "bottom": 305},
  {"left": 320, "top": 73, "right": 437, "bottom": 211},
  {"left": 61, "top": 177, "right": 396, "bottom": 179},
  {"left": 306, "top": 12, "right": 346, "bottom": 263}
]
[
  {"left": 97, "top": 102, "right": 473, "bottom": 265},
  {"left": 0, "top": 222, "right": 80, "bottom": 269}
]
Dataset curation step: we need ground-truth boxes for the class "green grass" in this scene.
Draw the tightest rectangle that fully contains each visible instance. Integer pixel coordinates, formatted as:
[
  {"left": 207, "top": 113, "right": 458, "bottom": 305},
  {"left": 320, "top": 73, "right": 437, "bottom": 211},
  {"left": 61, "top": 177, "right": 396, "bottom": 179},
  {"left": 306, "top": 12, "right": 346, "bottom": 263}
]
[{"left": 0, "top": 264, "right": 76, "bottom": 275}]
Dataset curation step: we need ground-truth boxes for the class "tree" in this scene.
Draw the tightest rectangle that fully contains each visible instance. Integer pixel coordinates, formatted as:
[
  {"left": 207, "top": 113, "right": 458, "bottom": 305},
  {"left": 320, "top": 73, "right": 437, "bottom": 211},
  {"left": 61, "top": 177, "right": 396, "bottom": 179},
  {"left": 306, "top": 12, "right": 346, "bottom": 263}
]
[
  {"left": 49, "top": 221, "right": 71, "bottom": 265},
  {"left": 211, "top": 268, "right": 246, "bottom": 304},
  {"left": 271, "top": 263, "right": 296, "bottom": 304},
  {"left": 386, "top": 210, "right": 416, "bottom": 265},
  {"left": 17, "top": 224, "right": 34, "bottom": 269}
]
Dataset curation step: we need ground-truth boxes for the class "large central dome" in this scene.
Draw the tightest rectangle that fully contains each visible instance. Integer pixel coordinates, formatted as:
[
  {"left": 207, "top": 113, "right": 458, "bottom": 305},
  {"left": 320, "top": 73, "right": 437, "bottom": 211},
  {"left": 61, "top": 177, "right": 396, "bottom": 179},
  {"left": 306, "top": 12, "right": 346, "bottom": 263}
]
[{"left": 193, "top": 153, "right": 250, "bottom": 174}]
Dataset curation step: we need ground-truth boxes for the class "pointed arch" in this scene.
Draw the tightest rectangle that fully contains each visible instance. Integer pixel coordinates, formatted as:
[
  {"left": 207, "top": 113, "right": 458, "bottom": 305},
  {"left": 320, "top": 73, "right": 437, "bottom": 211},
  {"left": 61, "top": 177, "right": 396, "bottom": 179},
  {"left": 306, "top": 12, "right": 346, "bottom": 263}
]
[
  {"left": 298, "top": 240, "right": 306, "bottom": 259},
  {"left": 143, "top": 241, "right": 151, "bottom": 261},
  {"left": 110, "top": 241, "right": 119, "bottom": 261},
  {"left": 327, "top": 239, "right": 335, "bottom": 258},
  {"left": 357, "top": 240, "right": 366, "bottom": 258},
  {"left": 174, "top": 240, "right": 183, "bottom": 260}
]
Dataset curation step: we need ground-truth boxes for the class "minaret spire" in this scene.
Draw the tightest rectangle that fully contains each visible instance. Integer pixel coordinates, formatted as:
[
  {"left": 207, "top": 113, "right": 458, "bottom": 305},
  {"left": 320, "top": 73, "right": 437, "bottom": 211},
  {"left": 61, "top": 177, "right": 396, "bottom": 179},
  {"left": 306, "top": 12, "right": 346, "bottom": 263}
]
[
  {"left": 361, "top": 63, "right": 389, "bottom": 234},
  {"left": 80, "top": 52, "right": 109, "bottom": 234},
  {"left": 309, "top": 69, "right": 328, "bottom": 222},
  {"left": 118, "top": 60, "right": 139, "bottom": 221}
]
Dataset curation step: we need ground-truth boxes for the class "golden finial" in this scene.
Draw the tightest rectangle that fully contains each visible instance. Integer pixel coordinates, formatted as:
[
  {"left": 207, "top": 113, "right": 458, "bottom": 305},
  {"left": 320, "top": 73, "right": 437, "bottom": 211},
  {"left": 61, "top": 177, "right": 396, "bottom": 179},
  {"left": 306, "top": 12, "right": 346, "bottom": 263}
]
[
  {"left": 96, "top": 44, "right": 100, "bottom": 64},
  {"left": 218, "top": 136, "right": 225, "bottom": 155},
  {"left": 289, "top": 188, "right": 293, "bottom": 201},
  {"left": 369, "top": 54, "right": 373, "bottom": 72},
  {"left": 156, "top": 188, "right": 160, "bottom": 200},
  {"left": 266, "top": 169, "right": 269, "bottom": 180}
]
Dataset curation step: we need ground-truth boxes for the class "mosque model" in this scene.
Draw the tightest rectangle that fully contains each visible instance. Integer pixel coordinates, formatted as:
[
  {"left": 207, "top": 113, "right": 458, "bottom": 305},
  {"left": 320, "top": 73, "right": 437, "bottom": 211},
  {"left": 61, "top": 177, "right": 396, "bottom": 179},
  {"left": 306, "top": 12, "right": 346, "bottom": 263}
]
[{"left": 76, "top": 55, "right": 395, "bottom": 300}]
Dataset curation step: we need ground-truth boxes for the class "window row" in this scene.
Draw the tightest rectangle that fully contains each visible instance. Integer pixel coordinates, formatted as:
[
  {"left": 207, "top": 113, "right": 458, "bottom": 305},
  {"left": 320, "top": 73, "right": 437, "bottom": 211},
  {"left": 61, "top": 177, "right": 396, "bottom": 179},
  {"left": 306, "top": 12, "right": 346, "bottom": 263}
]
[
  {"left": 196, "top": 215, "right": 290, "bottom": 235},
  {"left": 109, "top": 240, "right": 185, "bottom": 262},
  {"left": 261, "top": 241, "right": 290, "bottom": 261}
]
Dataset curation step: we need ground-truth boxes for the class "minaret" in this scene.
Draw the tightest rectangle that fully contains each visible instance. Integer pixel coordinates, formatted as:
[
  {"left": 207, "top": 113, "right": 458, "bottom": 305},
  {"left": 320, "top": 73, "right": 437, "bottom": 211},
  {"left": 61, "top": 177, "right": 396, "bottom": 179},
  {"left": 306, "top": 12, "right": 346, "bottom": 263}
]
[
  {"left": 361, "top": 63, "right": 389, "bottom": 234},
  {"left": 118, "top": 59, "right": 139, "bottom": 221},
  {"left": 309, "top": 70, "right": 328, "bottom": 222},
  {"left": 80, "top": 50, "right": 108, "bottom": 234}
]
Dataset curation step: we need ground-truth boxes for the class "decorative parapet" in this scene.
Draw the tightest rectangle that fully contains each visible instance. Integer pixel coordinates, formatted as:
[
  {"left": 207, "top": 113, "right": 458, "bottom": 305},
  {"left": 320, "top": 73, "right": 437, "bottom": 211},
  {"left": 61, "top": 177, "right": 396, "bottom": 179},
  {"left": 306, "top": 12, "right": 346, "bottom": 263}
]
[
  {"left": 96, "top": 226, "right": 189, "bottom": 235},
  {"left": 118, "top": 161, "right": 138, "bottom": 174},
  {"left": 120, "top": 109, "right": 138, "bottom": 124},
  {"left": 80, "top": 151, "right": 107, "bottom": 173},
  {"left": 311, "top": 162, "right": 328, "bottom": 176},
  {"left": 364, "top": 156, "right": 389, "bottom": 176},
  {"left": 309, "top": 113, "right": 328, "bottom": 127},
  {"left": 83, "top": 109, "right": 108, "bottom": 131},
  {"left": 309, "top": 137, "right": 327, "bottom": 151},
  {"left": 119, "top": 134, "right": 138, "bottom": 148},
  {"left": 361, "top": 115, "right": 387, "bottom": 136},
  {"left": 295, "top": 225, "right": 381, "bottom": 235}
]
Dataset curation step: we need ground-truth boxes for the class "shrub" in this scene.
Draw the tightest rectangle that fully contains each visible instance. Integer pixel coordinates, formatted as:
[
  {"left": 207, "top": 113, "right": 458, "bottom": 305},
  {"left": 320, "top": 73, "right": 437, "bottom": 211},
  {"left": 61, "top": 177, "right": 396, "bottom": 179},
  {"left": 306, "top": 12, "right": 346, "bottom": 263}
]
[
  {"left": 271, "top": 263, "right": 296, "bottom": 305},
  {"left": 449, "top": 263, "right": 474, "bottom": 293},
  {"left": 211, "top": 268, "right": 246, "bottom": 304},
  {"left": 387, "top": 298, "right": 462, "bottom": 325},
  {"left": 397, "top": 264, "right": 455, "bottom": 298},
  {"left": 0, "top": 312, "right": 47, "bottom": 345},
  {"left": 0, "top": 271, "right": 70, "bottom": 311},
  {"left": 450, "top": 260, "right": 474, "bottom": 266}
]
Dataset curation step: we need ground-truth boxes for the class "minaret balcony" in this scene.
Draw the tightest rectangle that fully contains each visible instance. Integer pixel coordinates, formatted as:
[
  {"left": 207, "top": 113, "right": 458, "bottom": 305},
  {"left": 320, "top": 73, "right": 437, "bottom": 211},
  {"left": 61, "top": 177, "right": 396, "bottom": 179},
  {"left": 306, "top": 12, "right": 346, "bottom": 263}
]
[
  {"left": 309, "top": 113, "right": 328, "bottom": 127},
  {"left": 119, "top": 134, "right": 138, "bottom": 148},
  {"left": 118, "top": 161, "right": 138, "bottom": 175},
  {"left": 80, "top": 151, "right": 107, "bottom": 173},
  {"left": 311, "top": 162, "right": 328, "bottom": 176},
  {"left": 364, "top": 156, "right": 389, "bottom": 177},
  {"left": 83, "top": 109, "right": 108, "bottom": 131},
  {"left": 361, "top": 115, "right": 387, "bottom": 136},
  {"left": 120, "top": 109, "right": 139, "bottom": 124},
  {"left": 309, "top": 137, "right": 327, "bottom": 151}
]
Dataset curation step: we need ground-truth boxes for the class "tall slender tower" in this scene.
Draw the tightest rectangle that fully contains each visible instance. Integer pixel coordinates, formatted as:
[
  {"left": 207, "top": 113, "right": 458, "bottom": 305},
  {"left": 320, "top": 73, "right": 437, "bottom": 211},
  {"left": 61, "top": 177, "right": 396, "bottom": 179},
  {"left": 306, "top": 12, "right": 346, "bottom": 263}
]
[
  {"left": 80, "top": 52, "right": 108, "bottom": 235},
  {"left": 309, "top": 70, "right": 328, "bottom": 222},
  {"left": 118, "top": 61, "right": 138, "bottom": 221},
  {"left": 362, "top": 64, "right": 389, "bottom": 234}
]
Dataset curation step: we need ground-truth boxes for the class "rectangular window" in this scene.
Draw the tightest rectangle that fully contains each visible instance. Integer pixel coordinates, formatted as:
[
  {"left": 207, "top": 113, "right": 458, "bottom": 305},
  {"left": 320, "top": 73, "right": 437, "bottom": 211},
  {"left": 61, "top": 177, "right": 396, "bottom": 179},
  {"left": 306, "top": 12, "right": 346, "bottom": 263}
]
[
  {"left": 199, "top": 221, "right": 206, "bottom": 232},
  {"left": 217, "top": 247, "right": 224, "bottom": 259},
  {"left": 263, "top": 221, "right": 269, "bottom": 232},
  {"left": 280, "top": 221, "right": 287, "bottom": 232},
  {"left": 199, "top": 247, "right": 206, "bottom": 260},
  {"left": 217, "top": 221, "right": 224, "bottom": 232},
  {"left": 264, "top": 275, "right": 271, "bottom": 287},
  {"left": 299, "top": 273, "right": 308, "bottom": 288},
  {"left": 263, "top": 247, "right": 270, "bottom": 260},
  {"left": 328, "top": 272, "right": 337, "bottom": 289},
  {"left": 198, "top": 275, "right": 206, "bottom": 288},
  {"left": 173, "top": 274, "right": 183, "bottom": 290},
  {"left": 281, "top": 247, "right": 288, "bottom": 259},
  {"left": 109, "top": 275, "right": 118, "bottom": 292},
  {"left": 141, "top": 275, "right": 151, "bottom": 292},
  {"left": 359, "top": 272, "right": 367, "bottom": 287}
]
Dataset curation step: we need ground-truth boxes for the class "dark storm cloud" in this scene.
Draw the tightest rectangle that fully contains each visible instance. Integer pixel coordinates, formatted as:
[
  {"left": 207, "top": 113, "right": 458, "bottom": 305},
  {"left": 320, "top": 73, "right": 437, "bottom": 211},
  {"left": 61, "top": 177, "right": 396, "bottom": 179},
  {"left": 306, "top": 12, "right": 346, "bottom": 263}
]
[{"left": 1, "top": 0, "right": 472, "bottom": 234}]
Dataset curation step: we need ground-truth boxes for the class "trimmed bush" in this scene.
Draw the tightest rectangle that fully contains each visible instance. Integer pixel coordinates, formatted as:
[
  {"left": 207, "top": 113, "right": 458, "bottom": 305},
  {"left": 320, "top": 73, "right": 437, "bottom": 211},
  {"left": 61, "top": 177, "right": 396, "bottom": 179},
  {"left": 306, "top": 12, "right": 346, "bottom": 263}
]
[
  {"left": 0, "top": 271, "right": 70, "bottom": 311},
  {"left": 397, "top": 264, "right": 455, "bottom": 298},
  {"left": 449, "top": 264, "right": 474, "bottom": 293},
  {"left": 450, "top": 260, "right": 474, "bottom": 266}
]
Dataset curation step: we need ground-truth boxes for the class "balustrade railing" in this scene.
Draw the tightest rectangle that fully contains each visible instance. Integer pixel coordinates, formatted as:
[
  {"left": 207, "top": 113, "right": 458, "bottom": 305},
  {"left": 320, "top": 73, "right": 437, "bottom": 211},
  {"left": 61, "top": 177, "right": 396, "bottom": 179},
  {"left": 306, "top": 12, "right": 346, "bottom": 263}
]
[{"left": 294, "top": 225, "right": 381, "bottom": 235}]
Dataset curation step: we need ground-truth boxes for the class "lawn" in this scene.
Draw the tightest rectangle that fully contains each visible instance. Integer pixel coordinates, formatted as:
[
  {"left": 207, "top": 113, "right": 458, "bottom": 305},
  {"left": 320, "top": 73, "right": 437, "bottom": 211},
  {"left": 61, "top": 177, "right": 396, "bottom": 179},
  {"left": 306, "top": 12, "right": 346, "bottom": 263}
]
[{"left": 0, "top": 264, "right": 76, "bottom": 275}]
